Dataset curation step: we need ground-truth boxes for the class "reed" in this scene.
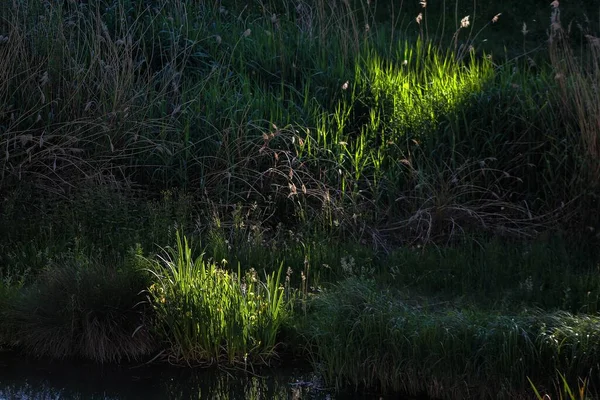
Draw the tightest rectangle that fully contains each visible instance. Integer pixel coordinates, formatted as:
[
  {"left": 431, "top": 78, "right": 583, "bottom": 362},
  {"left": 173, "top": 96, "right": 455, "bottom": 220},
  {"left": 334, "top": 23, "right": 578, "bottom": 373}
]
[{"left": 145, "top": 231, "right": 290, "bottom": 366}]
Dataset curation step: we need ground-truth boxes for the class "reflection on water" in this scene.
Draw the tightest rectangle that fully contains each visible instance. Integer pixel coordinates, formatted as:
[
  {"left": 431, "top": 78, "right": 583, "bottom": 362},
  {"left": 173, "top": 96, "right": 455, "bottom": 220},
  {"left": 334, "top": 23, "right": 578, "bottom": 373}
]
[{"left": 0, "top": 351, "right": 336, "bottom": 400}]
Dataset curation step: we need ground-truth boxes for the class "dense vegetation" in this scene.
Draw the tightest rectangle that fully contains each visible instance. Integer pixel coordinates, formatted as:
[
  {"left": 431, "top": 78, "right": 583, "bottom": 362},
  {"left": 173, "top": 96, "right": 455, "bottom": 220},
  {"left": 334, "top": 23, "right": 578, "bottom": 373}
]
[{"left": 1, "top": 0, "right": 599, "bottom": 398}]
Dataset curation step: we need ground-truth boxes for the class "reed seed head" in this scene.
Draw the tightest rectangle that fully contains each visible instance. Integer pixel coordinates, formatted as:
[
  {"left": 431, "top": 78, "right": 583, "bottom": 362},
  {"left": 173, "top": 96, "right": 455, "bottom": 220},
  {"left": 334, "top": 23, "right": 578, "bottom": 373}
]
[{"left": 460, "top": 16, "right": 470, "bottom": 28}]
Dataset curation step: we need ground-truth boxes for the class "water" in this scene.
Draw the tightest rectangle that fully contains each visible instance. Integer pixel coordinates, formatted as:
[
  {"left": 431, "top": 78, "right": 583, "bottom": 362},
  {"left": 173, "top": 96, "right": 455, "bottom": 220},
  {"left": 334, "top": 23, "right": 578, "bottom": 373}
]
[{"left": 0, "top": 350, "right": 341, "bottom": 400}]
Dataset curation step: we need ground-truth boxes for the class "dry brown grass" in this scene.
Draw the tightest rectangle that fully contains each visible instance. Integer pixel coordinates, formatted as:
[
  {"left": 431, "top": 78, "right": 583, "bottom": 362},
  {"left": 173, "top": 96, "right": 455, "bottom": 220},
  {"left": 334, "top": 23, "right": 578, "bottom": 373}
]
[
  {"left": 548, "top": 2, "right": 600, "bottom": 186},
  {"left": 378, "top": 157, "right": 549, "bottom": 246},
  {"left": 0, "top": 2, "right": 181, "bottom": 194}
]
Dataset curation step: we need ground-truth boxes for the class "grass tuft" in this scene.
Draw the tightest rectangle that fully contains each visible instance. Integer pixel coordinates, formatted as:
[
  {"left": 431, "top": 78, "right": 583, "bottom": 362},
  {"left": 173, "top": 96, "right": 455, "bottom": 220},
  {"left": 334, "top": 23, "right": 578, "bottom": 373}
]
[
  {"left": 1, "top": 247, "right": 154, "bottom": 362},
  {"left": 145, "top": 231, "right": 291, "bottom": 366}
]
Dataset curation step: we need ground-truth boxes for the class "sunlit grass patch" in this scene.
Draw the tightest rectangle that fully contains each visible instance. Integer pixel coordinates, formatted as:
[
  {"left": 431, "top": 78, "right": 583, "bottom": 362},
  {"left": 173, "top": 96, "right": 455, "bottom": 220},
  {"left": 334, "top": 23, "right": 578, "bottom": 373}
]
[
  {"left": 146, "top": 232, "right": 290, "bottom": 366},
  {"left": 360, "top": 41, "right": 494, "bottom": 145}
]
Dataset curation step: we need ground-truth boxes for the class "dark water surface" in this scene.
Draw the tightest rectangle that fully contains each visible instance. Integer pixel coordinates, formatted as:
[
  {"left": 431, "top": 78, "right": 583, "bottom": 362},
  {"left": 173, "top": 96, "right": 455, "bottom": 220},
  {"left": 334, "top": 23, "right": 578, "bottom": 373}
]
[{"left": 0, "top": 351, "right": 388, "bottom": 400}]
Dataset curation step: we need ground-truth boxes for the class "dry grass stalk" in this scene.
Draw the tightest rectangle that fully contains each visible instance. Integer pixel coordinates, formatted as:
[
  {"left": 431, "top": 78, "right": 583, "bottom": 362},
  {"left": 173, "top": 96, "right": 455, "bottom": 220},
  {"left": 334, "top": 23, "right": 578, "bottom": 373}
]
[{"left": 548, "top": 4, "right": 600, "bottom": 185}]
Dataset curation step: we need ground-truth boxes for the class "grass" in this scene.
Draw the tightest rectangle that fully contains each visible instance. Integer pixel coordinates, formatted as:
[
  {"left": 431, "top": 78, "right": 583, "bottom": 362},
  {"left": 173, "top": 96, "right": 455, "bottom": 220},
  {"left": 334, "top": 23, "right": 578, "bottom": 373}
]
[
  {"left": 1, "top": 0, "right": 596, "bottom": 240},
  {"left": 530, "top": 372, "right": 594, "bottom": 400},
  {"left": 380, "top": 237, "right": 600, "bottom": 312},
  {"left": 0, "top": 0, "right": 599, "bottom": 398},
  {"left": 0, "top": 246, "right": 155, "bottom": 363},
  {"left": 301, "top": 278, "right": 600, "bottom": 398},
  {"left": 145, "top": 231, "right": 291, "bottom": 366}
]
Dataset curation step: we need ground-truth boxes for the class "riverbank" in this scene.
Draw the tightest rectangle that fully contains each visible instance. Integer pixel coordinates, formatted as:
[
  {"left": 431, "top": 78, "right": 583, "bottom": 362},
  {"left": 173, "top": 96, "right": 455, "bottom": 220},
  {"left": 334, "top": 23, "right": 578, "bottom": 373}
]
[
  {"left": 1, "top": 0, "right": 600, "bottom": 398},
  {"left": 2, "top": 227, "right": 599, "bottom": 398}
]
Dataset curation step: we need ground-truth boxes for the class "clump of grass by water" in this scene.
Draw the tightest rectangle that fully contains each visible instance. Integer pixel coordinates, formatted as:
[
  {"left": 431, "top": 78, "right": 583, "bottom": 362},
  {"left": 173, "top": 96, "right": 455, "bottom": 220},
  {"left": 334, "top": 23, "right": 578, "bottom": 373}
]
[
  {"left": 1, "top": 247, "right": 155, "bottom": 362},
  {"left": 301, "top": 277, "right": 600, "bottom": 399},
  {"left": 146, "top": 232, "right": 290, "bottom": 366}
]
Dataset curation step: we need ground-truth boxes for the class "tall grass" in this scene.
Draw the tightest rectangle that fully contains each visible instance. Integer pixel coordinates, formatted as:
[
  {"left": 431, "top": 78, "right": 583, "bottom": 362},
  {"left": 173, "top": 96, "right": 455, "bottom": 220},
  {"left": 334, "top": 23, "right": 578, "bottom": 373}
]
[
  {"left": 2, "top": 0, "right": 583, "bottom": 244},
  {"left": 301, "top": 278, "right": 600, "bottom": 399},
  {"left": 0, "top": 1, "right": 171, "bottom": 192},
  {"left": 146, "top": 231, "right": 290, "bottom": 366},
  {"left": 547, "top": 1, "right": 600, "bottom": 228},
  {"left": 1, "top": 247, "right": 154, "bottom": 362},
  {"left": 381, "top": 236, "right": 600, "bottom": 312}
]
